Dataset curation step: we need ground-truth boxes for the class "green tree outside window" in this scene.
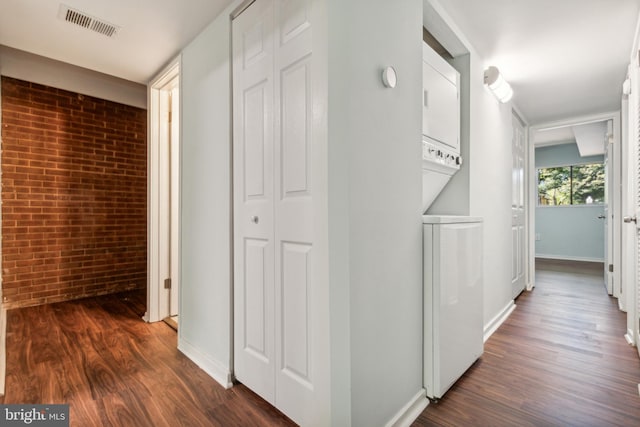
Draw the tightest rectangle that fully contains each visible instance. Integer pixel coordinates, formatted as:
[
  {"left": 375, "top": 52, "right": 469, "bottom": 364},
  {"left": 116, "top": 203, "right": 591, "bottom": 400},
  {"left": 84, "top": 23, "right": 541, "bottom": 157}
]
[{"left": 538, "top": 163, "right": 605, "bottom": 205}]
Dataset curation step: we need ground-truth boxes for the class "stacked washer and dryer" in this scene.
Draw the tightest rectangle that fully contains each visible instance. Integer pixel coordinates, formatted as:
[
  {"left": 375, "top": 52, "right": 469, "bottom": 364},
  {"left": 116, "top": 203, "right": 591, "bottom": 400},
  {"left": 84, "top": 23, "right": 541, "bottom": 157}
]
[{"left": 421, "top": 42, "right": 484, "bottom": 401}]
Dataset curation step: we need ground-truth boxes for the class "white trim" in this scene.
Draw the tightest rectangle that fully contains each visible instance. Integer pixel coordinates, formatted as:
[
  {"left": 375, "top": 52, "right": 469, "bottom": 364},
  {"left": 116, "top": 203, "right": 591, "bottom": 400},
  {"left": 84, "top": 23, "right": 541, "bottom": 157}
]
[
  {"left": 178, "top": 338, "right": 234, "bottom": 389},
  {"left": 535, "top": 254, "right": 605, "bottom": 263},
  {"left": 536, "top": 204, "right": 606, "bottom": 209},
  {"left": 533, "top": 111, "right": 621, "bottom": 132},
  {"left": 619, "top": 298, "right": 627, "bottom": 313},
  {"left": 484, "top": 301, "right": 516, "bottom": 342},
  {"left": 384, "top": 389, "right": 428, "bottom": 427}
]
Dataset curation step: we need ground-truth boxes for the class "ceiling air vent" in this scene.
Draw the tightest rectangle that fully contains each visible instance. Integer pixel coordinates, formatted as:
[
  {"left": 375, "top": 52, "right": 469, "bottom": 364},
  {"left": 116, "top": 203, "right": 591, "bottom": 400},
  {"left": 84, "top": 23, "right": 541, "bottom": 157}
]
[{"left": 58, "top": 4, "right": 120, "bottom": 38}]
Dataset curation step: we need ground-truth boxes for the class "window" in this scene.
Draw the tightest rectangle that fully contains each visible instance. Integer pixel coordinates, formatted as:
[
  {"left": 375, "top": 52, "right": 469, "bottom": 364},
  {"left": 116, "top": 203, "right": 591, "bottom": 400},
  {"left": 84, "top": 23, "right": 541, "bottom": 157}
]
[{"left": 537, "top": 163, "right": 605, "bottom": 206}]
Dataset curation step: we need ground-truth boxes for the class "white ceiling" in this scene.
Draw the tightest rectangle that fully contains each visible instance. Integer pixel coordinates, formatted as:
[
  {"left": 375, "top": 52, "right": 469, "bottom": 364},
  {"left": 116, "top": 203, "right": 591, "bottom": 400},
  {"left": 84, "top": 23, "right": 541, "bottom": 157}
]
[
  {"left": 0, "top": 0, "right": 233, "bottom": 84},
  {"left": 533, "top": 126, "right": 576, "bottom": 145},
  {"left": 532, "top": 120, "right": 608, "bottom": 156},
  {"left": 573, "top": 121, "right": 608, "bottom": 156},
  {"left": 2, "top": 0, "right": 639, "bottom": 125},
  {"left": 434, "top": 0, "right": 640, "bottom": 125}
]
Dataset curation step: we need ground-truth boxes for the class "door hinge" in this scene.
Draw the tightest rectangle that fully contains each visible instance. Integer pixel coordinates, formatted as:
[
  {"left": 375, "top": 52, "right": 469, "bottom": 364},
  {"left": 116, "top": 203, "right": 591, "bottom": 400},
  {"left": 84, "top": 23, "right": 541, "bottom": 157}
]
[
  {"left": 609, "top": 264, "right": 614, "bottom": 273},
  {"left": 164, "top": 278, "right": 172, "bottom": 289}
]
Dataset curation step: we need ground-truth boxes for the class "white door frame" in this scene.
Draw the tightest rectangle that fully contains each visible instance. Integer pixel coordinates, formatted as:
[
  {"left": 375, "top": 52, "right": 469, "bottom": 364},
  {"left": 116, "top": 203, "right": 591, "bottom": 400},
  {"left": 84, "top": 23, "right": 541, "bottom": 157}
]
[
  {"left": 528, "top": 111, "right": 622, "bottom": 295},
  {"left": 146, "top": 56, "right": 181, "bottom": 323}
]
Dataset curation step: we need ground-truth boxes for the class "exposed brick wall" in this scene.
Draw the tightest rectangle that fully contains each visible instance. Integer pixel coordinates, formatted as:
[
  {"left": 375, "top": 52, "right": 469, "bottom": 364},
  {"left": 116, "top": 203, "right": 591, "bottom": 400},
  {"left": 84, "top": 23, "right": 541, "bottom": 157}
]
[{"left": 0, "top": 76, "right": 147, "bottom": 308}]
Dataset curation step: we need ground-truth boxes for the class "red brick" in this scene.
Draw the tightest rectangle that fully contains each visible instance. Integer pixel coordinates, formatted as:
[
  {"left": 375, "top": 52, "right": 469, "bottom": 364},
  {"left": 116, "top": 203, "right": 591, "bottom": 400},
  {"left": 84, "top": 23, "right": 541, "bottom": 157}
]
[{"left": 1, "top": 76, "right": 147, "bottom": 308}]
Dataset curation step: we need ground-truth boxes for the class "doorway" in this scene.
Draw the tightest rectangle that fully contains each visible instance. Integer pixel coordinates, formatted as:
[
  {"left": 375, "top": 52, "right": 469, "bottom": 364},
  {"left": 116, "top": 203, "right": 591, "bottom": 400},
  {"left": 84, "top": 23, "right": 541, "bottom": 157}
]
[
  {"left": 529, "top": 113, "right": 621, "bottom": 300},
  {"left": 147, "top": 58, "right": 181, "bottom": 327}
]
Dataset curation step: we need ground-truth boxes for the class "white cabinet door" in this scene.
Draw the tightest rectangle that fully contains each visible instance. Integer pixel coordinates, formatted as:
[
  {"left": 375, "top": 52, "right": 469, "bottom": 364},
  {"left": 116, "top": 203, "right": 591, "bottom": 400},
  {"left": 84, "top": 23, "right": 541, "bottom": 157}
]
[{"left": 233, "top": 0, "right": 322, "bottom": 423}]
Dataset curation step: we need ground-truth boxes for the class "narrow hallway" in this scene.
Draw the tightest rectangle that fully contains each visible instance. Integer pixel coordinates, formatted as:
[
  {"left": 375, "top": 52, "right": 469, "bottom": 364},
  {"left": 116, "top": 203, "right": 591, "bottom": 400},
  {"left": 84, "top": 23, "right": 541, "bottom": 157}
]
[{"left": 415, "top": 259, "right": 640, "bottom": 426}]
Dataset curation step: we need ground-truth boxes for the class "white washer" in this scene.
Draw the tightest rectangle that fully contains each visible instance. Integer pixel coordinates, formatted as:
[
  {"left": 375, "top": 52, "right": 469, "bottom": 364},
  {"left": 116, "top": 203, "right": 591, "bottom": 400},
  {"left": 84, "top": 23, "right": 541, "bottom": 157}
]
[
  {"left": 423, "top": 215, "right": 483, "bottom": 400},
  {"left": 421, "top": 140, "right": 460, "bottom": 213}
]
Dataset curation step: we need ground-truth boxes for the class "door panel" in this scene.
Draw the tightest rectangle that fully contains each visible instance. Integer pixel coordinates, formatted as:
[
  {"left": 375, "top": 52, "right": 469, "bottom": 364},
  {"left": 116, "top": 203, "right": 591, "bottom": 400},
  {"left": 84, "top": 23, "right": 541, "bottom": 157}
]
[
  {"left": 280, "top": 58, "right": 311, "bottom": 195},
  {"left": 281, "top": 241, "right": 312, "bottom": 385},
  {"left": 244, "top": 238, "right": 271, "bottom": 360},
  {"left": 244, "top": 83, "right": 269, "bottom": 198}
]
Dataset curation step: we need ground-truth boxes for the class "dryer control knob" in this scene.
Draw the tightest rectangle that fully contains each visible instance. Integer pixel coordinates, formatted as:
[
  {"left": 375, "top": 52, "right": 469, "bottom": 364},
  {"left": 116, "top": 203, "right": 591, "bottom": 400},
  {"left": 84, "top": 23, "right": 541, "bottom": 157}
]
[{"left": 455, "top": 156, "right": 462, "bottom": 166}]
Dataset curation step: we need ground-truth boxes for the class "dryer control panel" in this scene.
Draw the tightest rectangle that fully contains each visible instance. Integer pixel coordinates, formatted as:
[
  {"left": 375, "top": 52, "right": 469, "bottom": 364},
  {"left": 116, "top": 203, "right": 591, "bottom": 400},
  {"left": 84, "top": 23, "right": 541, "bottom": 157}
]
[{"left": 423, "top": 140, "right": 461, "bottom": 170}]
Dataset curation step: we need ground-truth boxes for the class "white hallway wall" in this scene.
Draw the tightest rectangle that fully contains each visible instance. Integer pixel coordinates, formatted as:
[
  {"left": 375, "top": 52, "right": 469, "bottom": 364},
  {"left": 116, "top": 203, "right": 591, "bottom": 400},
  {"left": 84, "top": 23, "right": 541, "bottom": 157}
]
[
  {"left": 179, "top": 0, "right": 514, "bottom": 424},
  {"left": 179, "top": 1, "right": 236, "bottom": 386},
  {"left": 327, "top": 0, "right": 424, "bottom": 425},
  {"left": 428, "top": 0, "right": 516, "bottom": 328},
  {"left": 179, "top": 0, "right": 424, "bottom": 425},
  {"left": 1, "top": 0, "right": 517, "bottom": 423}
]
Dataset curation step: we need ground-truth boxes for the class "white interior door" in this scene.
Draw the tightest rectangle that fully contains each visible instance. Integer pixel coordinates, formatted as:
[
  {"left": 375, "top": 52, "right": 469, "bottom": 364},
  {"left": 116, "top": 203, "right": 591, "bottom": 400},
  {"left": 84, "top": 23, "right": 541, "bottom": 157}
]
[
  {"left": 632, "top": 62, "right": 640, "bottom": 357},
  {"left": 511, "top": 112, "right": 526, "bottom": 299},
  {"left": 233, "top": 0, "right": 320, "bottom": 423},
  {"left": 627, "top": 58, "right": 640, "bottom": 357},
  {"left": 233, "top": 0, "right": 276, "bottom": 403}
]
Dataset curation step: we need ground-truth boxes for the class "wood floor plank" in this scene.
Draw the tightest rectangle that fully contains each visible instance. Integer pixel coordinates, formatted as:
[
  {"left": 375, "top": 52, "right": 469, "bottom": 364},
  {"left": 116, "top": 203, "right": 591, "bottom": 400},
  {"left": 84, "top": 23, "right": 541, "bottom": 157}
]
[
  {"left": 414, "top": 259, "right": 640, "bottom": 426},
  {"left": 0, "top": 289, "right": 296, "bottom": 426},
  {"left": 2, "top": 259, "right": 639, "bottom": 426}
]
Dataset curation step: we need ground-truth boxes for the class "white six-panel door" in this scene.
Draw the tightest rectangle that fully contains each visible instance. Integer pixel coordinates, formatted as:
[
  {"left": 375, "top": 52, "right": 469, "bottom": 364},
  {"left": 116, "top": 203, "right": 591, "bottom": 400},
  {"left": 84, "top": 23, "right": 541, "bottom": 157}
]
[
  {"left": 631, "top": 58, "right": 640, "bottom": 357},
  {"left": 511, "top": 112, "right": 526, "bottom": 299},
  {"left": 232, "top": 0, "right": 319, "bottom": 423},
  {"left": 233, "top": 0, "right": 276, "bottom": 403}
]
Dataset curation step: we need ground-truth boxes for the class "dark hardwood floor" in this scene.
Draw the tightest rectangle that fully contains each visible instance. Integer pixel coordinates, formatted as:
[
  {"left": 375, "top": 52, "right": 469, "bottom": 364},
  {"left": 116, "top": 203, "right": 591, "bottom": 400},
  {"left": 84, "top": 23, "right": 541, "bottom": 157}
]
[
  {"left": 414, "top": 259, "right": 640, "bottom": 426},
  {"left": 3, "top": 259, "right": 640, "bottom": 426},
  {"left": 0, "top": 289, "right": 295, "bottom": 426}
]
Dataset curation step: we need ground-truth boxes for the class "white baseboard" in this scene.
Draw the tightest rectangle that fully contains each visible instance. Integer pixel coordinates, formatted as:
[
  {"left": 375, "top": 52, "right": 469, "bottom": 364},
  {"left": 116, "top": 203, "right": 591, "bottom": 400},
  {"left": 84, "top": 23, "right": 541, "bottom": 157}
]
[
  {"left": 619, "top": 298, "right": 627, "bottom": 313},
  {"left": 625, "top": 329, "right": 635, "bottom": 346},
  {"left": 178, "top": 338, "right": 233, "bottom": 389},
  {"left": 484, "top": 301, "right": 516, "bottom": 342},
  {"left": 385, "top": 389, "right": 428, "bottom": 427},
  {"left": 535, "top": 254, "right": 604, "bottom": 263}
]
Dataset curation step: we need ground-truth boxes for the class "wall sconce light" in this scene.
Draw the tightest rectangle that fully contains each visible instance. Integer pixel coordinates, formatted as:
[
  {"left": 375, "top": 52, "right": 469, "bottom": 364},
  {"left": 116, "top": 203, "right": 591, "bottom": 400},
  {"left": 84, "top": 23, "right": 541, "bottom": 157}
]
[{"left": 484, "top": 66, "right": 513, "bottom": 103}]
